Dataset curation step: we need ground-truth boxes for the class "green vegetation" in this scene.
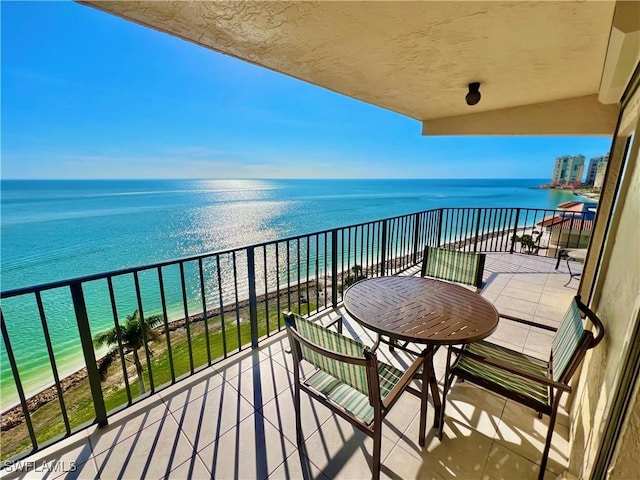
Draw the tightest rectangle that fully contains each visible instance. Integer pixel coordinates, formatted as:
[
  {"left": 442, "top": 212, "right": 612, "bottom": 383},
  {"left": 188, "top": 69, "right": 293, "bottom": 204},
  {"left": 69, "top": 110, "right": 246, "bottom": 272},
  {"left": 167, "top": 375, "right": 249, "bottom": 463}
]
[
  {"left": 1, "top": 300, "right": 315, "bottom": 461},
  {"left": 94, "top": 310, "right": 163, "bottom": 394},
  {"left": 342, "top": 264, "right": 366, "bottom": 290},
  {"left": 514, "top": 233, "right": 541, "bottom": 254}
]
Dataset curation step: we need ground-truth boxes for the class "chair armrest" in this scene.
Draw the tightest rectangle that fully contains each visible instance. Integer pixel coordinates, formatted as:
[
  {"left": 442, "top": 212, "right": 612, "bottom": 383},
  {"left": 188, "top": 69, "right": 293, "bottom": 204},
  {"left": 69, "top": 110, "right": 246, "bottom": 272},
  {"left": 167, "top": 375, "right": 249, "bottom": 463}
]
[
  {"left": 498, "top": 313, "right": 557, "bottom": 332},
  {"left": 382, "top": 352, "right": 427, "bottom": 409},
  {"left": 324, "top": 315, "right": 343, "bottom": 333},
  {"left": 574, "top": 295, "right": 605, "bottom": 347},
  {"left": 452, "top": 347, "right": 571, "bottom": 392}
]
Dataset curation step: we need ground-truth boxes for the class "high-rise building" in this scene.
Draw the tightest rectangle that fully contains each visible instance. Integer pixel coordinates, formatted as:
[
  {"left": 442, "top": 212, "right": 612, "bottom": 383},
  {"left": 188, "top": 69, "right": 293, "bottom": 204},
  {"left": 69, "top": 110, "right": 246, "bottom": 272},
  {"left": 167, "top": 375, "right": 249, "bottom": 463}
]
[
  {"left": 551, "top": 155, "right": 585, "bottom": 187},
  {"left": 594, "top": 161, "right": 608, "bottom": 190},
  {"left": 585, "top": 154, "right": 609, "bottom": 185}
]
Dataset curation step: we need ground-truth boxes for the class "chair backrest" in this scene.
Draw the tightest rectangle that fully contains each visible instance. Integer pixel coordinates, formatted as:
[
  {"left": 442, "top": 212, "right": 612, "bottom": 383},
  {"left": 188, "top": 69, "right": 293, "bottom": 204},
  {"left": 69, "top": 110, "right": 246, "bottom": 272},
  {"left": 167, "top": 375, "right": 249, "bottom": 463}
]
[
  {"left": 421, "top": 246, "right": 486, "bottom": 290},
  {"left": 551, "top": 295, "right": 605, "bottom": 383},
  {"left": 284, "top": 312, "right": 372, "bottom": 396}
]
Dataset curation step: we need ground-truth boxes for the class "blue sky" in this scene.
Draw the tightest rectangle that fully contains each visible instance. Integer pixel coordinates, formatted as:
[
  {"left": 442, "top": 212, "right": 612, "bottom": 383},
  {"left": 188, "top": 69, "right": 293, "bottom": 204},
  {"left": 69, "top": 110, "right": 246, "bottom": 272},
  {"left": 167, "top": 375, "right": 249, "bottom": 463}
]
[{"left": 2, "top": 1, "right": 612, "bottom": 180}]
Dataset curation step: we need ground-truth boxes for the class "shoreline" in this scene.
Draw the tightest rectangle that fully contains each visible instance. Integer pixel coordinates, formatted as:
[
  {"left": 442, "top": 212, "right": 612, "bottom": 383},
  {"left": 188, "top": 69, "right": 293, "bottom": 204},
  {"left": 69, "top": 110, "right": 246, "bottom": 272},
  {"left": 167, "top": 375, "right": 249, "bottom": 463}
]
[
  {"left": 0, "top": 268, "right": 324, "bottom": 404},
  {"left": 530, "top": 184, "right": 600, "bottom": 202},
  {"left": 0, "top": 279, "right": 320, "bottom": 430}
]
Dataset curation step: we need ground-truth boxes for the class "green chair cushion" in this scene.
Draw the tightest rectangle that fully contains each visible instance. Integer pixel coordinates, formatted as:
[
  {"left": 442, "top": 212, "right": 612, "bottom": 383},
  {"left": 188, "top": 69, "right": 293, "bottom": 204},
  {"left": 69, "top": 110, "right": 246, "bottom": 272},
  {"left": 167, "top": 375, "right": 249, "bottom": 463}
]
[
  {"left": 305, "top": 361, "right": 406, "bottom": 425},
  {"left": 455, "top": 341, "right": 550, "bottom": 407}
]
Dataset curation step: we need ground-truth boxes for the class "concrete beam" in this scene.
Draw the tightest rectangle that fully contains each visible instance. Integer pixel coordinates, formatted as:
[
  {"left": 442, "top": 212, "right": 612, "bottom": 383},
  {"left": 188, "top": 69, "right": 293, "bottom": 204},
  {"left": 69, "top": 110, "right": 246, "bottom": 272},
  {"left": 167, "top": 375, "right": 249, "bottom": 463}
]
[
  {"left": 599, "top": 1, "right": 640, "bottom": 104},
  {"left": 421, "top": 95, "right": 619, "bottom": 136}
]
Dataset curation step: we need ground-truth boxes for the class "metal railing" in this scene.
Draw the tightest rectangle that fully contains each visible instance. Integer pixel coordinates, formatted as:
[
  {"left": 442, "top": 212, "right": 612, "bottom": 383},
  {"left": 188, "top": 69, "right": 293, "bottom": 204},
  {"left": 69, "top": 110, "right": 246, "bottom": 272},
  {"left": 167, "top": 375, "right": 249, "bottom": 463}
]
[{"left": 0, "top": 206, "right": 593, "bottom": 461}]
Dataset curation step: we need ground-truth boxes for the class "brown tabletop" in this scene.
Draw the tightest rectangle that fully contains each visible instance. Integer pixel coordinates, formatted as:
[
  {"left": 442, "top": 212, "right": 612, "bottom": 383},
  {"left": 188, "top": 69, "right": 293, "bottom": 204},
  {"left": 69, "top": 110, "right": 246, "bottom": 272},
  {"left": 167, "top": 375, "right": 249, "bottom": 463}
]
[{"left": 343, "top": 276, "right": 499, "bottom": 346}]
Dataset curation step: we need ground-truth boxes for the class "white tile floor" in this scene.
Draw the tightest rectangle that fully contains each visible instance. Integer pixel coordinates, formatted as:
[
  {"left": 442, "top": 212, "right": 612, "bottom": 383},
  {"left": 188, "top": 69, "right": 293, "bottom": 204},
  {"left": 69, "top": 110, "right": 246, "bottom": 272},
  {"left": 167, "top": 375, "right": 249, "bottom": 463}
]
[{"left": 1, "top": 253, "right": 582, "bottom": 480}]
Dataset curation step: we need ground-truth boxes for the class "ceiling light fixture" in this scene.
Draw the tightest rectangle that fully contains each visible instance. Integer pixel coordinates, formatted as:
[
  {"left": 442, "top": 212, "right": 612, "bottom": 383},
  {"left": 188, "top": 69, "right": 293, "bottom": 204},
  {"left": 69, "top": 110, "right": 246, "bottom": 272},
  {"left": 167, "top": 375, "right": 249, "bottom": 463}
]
[{"left": 465, "top": 82, "right": 481, "bottom": 106}]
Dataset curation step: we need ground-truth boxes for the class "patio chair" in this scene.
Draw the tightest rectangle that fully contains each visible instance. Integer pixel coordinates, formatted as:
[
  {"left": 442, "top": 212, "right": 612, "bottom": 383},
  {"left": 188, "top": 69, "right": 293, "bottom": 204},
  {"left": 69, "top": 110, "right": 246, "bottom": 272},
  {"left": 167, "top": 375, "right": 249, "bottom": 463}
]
[
  {"left": 439, "top": 295, "right": 604, "bottom": 480},
  {"left": 421, "top": 246, "right": 486, "bottom": 292},
  {"left": 555, "top": 248, "right": 588, "bottom": 286},
  {"left": 284, "top": 312, "right": 427, "bottom": 480}
]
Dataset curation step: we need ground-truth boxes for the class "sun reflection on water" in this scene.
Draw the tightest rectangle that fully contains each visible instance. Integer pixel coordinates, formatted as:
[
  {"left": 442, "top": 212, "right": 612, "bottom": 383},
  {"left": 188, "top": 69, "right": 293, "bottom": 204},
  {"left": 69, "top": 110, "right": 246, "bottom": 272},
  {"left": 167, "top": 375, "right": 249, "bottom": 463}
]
[{"left": 181, "top": 199, "right": 293, "bottom": 255}]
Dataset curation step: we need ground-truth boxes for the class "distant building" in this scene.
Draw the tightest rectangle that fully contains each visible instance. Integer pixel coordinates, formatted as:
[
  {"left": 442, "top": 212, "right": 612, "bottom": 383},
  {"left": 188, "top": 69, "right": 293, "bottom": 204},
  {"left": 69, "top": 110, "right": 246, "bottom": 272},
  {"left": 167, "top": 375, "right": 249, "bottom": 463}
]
[
  {"left": 538, "top": 201, "right": 596, "bottom": 257},
  {"left": 555, "top": 200, "right": 598, "bottom": 216},
  {"left": 551, "top": 155, "right": 585, "bottom": 187},
  {"left": 594, "top": 161, "right": 608, "bottom": 190},
  {"left": 585, "top": 154, "right": 609, "bottom": 185}
]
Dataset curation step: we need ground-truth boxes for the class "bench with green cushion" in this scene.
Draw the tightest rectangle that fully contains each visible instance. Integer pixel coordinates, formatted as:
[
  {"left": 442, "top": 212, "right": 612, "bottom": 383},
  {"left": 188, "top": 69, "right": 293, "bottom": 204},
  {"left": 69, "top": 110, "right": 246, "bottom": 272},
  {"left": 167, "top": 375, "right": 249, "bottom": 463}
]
[
  {"left": 284, "top": 312, "right": 427, "bottom": 480},
  {"left": 441, "top": 295, "right": 604, "bottom": 480}
]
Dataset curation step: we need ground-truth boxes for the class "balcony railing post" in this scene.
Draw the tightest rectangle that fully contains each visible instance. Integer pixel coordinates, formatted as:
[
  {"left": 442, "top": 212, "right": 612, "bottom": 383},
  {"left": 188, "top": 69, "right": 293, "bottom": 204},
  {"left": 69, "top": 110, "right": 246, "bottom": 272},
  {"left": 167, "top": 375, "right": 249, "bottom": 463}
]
[
  {"left": 331, "top": 229, "right": 338, "bottom": 307},
  {"left": 247, "top": 246, "right": 259, "bottom": 348},
  {"left": 510, "top": 209, "right": 521, "bottom": 254},
  {"left": 381, "top": 220, "right": 388, "bottom": 276},
  {"left": 436, "top": 209, "right": 443, "bottom": 247},
  {"left": 412, "top": 213, "right": 421, "bottom": 264},
  {"left": 70, "top": 282, "right": 108, "bottom": 427},
  {"left": 473, "top": 208, "right": 482, "bottom": 253},
  {"left": 1, "top": 310, "right": 38, "bottom": 450}
]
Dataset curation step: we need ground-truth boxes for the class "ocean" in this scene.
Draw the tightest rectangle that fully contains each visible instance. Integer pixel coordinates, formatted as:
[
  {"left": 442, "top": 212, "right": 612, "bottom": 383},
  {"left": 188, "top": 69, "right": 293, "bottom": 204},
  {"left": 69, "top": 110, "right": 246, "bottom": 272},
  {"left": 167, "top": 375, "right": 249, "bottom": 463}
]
[{"left": 0, "top": 178, "right": 579, "bottom": 403}]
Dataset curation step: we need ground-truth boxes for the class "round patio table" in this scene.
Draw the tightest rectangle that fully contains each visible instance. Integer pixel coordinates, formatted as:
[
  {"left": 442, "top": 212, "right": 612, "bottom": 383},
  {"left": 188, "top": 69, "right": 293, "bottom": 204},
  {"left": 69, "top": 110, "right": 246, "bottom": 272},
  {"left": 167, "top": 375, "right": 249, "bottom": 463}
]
[
  {"left": 343, "top": 276, "right": 499, "bottom": 345},
  {"left": 343, "top": 276, "right": 499, "bottom": 444}
]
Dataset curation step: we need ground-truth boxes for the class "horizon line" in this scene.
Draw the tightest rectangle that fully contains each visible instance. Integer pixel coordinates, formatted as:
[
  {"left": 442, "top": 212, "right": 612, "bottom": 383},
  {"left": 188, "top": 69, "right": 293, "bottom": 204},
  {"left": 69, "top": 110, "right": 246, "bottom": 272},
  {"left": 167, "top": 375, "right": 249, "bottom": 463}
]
[{"left": 0, "top": 177, "right": 552, "bottom": 181}]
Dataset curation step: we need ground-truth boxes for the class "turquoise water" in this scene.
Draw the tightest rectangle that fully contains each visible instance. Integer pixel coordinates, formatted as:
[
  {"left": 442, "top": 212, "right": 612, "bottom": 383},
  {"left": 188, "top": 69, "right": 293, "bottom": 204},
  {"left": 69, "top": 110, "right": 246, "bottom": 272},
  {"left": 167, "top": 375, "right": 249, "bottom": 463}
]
[{"left": 0, "top": 179, "right": 578, "bottom": 403}]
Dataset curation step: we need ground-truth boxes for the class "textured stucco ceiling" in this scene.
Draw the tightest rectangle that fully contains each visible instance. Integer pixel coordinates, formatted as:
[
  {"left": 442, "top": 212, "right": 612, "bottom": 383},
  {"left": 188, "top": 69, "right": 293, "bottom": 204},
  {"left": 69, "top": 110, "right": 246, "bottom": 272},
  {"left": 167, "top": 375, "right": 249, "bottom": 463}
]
[{"left": 82, "top": 1, "right": 617, "bottom": 123}]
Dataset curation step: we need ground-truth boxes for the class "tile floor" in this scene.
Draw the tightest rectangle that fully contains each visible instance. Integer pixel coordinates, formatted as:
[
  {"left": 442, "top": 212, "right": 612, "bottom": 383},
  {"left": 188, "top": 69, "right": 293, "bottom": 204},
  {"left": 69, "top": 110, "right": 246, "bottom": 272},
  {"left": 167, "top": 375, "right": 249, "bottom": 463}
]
[{"left": 1, "top": 253, "right": 582, "bottom": 480}]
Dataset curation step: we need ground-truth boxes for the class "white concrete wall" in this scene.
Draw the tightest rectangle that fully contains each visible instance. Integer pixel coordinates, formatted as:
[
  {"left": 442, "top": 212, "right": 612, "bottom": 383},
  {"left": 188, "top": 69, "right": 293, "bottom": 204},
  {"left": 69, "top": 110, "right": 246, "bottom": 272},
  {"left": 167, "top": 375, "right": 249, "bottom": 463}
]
[
  {"left": 609, "top": 377, "right": 640, "bottom": 480},
  {"left": 569, "top": 97, "right": 639, "bottom": 478}
]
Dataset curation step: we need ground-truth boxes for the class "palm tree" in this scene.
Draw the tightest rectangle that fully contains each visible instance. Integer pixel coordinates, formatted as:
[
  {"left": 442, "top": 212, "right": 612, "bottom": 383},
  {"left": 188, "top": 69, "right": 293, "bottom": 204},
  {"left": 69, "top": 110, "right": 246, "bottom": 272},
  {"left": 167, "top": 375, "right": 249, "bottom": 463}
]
[
  {"left": 94, "top": 309, "right": 163, "bottom": 394},
  {"left": 343, "top": 264, "right": 366, "bottom": 289}
]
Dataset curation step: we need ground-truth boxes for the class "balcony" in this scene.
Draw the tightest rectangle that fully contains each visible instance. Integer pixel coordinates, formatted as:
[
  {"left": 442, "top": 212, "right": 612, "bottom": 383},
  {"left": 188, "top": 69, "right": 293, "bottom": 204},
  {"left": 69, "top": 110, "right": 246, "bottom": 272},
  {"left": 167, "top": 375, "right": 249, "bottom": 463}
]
[{"left": 0, "top": 248, "right": 580, "bottom": 479}]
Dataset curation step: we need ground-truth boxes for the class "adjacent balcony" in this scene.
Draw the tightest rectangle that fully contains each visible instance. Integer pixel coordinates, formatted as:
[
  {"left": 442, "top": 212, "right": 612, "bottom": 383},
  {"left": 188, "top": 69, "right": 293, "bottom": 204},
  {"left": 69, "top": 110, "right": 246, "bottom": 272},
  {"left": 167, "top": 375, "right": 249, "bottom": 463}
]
[{"left": 0, "top": 208, "right": 587, "bottom": 478}]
